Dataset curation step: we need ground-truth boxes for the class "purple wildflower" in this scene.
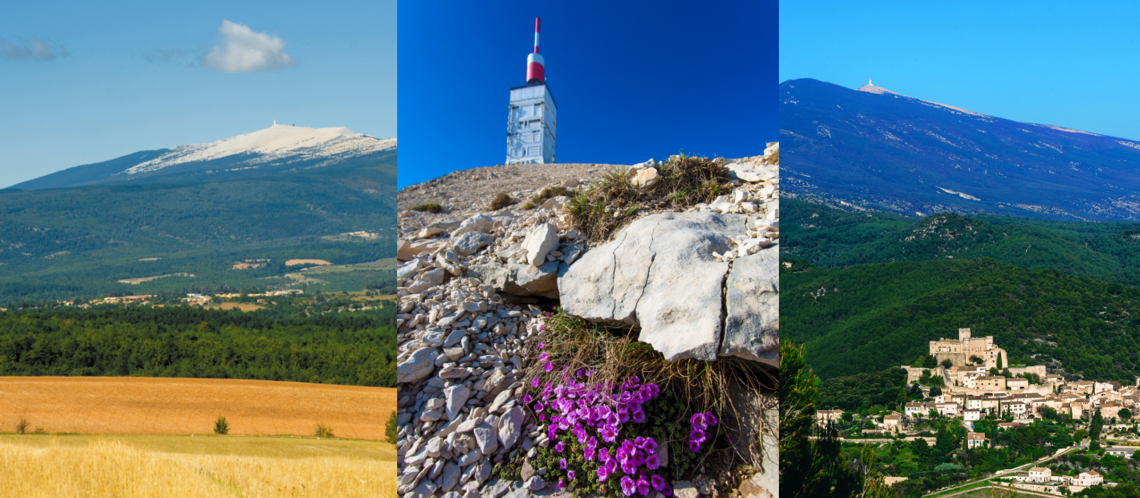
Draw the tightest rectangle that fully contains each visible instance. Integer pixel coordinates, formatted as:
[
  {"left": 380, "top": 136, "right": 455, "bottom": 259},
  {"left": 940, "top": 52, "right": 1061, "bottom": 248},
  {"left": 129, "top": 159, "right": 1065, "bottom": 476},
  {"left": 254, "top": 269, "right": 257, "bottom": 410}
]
[
  {"left": 530, "top": 377, "right": 541, "bottom": 388},
  {"left": 544, "top": 361, "right": 554, "bottom": 372},
  {"left": 689, "top": 440, "right": 701, "bottom": 453},
  {"left": 599, "top": 447, "right": 611, "bottom": 464},
  {"left": 597, "top": 465, "right": 610, "bottom": 482},
  {"left": 632, "top": 408, "right": 646, "bottom": 424},
  {"left": 707, "top": 411, "right": 718, "bottom": 426},
  {"left": 690, "top": 428, "right": 706, "bottom": 444},
  {"left": 620, "top": 476, "right": 637, "bottom": 497},
  {"left": 558, "top": 479, "right": 565, "bottom": 489},
  {"left": 537, "top": 342, "right": 545, "bottom": 349},
  {"left": 691, "top": 412, "right": 707, "bottom": 431},
  {"left": 651, "top": 475, "right": 666, "bottom": 492},
  {"left": 555, "top": 441, "right": 565, "bottom": 453},
  {"left": 645, "top": 453, "right": 661, "bottom": 470},
  {"left": 522, "top": 394, "right": 532, "bottom": 404},
  {"left": 584, "top": 446, "right": 596, "bottom": 461},
  {"left": 560, "top": 458, "right": 568, "bottom": 469},
  {"left": 568, "top": 470, "right": 576, "bottom": 480},
  {"left": 540, "top": 352, "right": 549, "bottom": 361},
  {"left": 637, "top": 473, "right": 650, "bottom": 496}
]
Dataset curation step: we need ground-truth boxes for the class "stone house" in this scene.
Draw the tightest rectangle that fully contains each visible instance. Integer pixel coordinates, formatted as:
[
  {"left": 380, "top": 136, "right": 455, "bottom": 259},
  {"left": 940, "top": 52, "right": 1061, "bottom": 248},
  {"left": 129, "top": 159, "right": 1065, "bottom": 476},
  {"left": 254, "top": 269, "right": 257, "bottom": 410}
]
[
  {"left": 967, "top": 432, "right": 988, "bottom": 449},
  {"left": 1074, "top": 470, "right": 1102, "bottom": 487},
  {"left": 1028, "top": 467, "right": 1051, "bottom": 483}
]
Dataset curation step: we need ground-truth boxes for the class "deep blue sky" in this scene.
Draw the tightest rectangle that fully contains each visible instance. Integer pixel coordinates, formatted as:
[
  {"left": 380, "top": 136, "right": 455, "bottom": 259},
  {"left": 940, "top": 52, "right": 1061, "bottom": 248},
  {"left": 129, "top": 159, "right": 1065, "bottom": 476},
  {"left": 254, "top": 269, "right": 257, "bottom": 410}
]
[
  {"left": 781, "top": 1, "right": 1140, "bottom": 141},
  {"left": 397, "top": 0, "right": 778, "bottom": 189},
  {"left": 0, "top": 0, "right": 396, "bottom": 188}
]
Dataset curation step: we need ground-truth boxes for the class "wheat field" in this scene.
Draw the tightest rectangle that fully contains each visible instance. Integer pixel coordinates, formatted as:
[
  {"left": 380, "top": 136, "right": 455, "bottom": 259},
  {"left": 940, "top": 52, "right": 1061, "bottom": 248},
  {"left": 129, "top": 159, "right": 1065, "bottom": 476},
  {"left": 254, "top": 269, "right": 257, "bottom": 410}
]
[
  {"left": 0, "top": 377, "right": 396, "bottom": 440},
  {"left": 0, "top": 436, "right": 395, "bottom": 498}
]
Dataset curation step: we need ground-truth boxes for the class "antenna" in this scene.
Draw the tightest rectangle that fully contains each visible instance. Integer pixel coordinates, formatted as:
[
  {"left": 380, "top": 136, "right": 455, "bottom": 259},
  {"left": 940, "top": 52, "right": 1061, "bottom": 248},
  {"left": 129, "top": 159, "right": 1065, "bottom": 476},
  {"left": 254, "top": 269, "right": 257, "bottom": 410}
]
[
  {"left": 273, "top": 119, "right": 277, "bottom": 126},
  {"left": 526, "top": 17, "right": 545, "bottom": 84}
]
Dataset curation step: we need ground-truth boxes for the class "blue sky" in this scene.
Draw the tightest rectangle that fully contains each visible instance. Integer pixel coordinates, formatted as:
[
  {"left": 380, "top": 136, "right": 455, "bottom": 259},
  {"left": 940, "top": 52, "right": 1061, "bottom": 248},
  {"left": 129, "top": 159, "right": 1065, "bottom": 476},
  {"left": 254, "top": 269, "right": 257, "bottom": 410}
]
[
  {"left": 0, "top": 0, "right": 396, "bottom": 188},
  {"left": 780, "top": 1, "right": 1140, "bottom": 141},
  {"left": 397, "top": 0, "right": 778, "bottom": 189}
]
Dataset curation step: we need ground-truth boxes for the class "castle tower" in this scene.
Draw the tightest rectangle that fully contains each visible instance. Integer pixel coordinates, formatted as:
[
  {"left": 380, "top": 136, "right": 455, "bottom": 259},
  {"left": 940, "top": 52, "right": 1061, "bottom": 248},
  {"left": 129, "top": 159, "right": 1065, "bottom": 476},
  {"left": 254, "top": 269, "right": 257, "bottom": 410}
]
[
  {"left": 506, "top": 17, "right": 557, "bottom": 164},
  {"left": 959, "top": 328, "right": 972, "bottom": 341}
]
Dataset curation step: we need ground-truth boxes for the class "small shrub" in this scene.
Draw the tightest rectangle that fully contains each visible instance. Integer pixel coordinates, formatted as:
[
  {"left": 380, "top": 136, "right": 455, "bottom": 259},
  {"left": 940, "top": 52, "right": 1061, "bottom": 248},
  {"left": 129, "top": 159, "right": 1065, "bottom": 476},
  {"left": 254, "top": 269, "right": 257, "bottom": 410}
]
[
  {"left": 530, "top": 186, "right": 574, "bottom": 204},
  {"left": 15, "top": 418, "right": 28, "bottom": 434},
  {"left": 408, "top": 203, "right": 444, "bottom": 214},
  {"left": 523, "top": 202, "right": 536, "bottom": 210},
  {"left": 315, "top": 423, "right": 334, "bottom": 438},
  {"left": 567, "top": 154, "right": 732, "bottom": 241},
  {"left": 213, "top": 416, "right": 230, "bottom": 435},
  {"left": 490, "top": 192, "right": 515, "bottom": 210},
  {"left": 386, "top": 410, "right": 398, "bottom": 443},
  {"left": 33, "top": 427, "right": 45, "bottom": 434}
]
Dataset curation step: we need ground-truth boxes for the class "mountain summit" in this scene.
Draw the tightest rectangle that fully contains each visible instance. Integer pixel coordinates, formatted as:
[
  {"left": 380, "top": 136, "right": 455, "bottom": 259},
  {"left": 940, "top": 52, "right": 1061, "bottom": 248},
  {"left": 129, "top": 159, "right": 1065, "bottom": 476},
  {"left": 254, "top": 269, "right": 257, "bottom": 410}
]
[
  {"left": 781, "top": 78, "right": 1140, "bottom": 221},
  {"left": 11, "top": 124, "right": 396, "bottom": 190}
]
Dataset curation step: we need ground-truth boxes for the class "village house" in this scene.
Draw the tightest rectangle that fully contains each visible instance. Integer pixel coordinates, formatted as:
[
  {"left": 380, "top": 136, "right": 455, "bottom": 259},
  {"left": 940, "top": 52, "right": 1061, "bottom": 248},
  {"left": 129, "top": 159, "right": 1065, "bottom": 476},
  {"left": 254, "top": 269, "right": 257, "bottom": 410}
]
[
  {"left": 1074, "top": 470, "right": 1103, "bottom": 487},
  {"left": 1028, "top": 467, "right": 1051, "bottom": 483},
  {"left": 883, "top": 413, "right": 902, "bottom": 433},
  {"left": 814, "top": 410, "right": 844, "bottom": 427},
  {"left": 976, "top": 376, "right": 1007, "bottom": 392},
  {"left": 1105, "top": 447, "right": 1136, "bottom": 459},
  {"left": 1007, "top": 378, "right": 1029, "bottom": 390},
  {"left": 966, "top": 432, "right": 988, "bottom": 449}
]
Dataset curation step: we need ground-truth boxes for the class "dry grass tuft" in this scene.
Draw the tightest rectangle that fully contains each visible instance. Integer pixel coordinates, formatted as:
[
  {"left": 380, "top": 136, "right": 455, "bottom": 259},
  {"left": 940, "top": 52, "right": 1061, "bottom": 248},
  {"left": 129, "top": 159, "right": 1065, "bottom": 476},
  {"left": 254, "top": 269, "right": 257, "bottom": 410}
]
[
  {"left": 408, "top": 203, "right": 444, "bottom": 214},
  {"left": 0, "top": 438, "right": 395, "bottom": 498},
  {"left": 567, "top": 154, "right": 734, "bottom": 241},
  {"left": 489, "top": 192, "right": 516, "bottom": 211},
  {"left": 530, "top": 186, "right": 575, "bottom": 205}
]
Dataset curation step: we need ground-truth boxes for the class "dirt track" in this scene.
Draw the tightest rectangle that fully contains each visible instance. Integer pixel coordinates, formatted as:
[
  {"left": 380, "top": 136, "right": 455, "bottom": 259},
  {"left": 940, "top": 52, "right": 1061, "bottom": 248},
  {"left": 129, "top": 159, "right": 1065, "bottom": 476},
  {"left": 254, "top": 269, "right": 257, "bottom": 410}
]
[{"left": 0, "top": 377, "right": 395, "bottom": 440}]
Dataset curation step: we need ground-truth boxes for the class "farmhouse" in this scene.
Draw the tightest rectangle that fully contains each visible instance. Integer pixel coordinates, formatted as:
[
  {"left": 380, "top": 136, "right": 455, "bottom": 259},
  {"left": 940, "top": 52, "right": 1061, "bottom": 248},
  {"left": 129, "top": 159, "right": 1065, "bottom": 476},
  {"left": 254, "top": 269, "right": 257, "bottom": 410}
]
[{"left": 966, "top": 432, "right": 988, "bottom": 449}]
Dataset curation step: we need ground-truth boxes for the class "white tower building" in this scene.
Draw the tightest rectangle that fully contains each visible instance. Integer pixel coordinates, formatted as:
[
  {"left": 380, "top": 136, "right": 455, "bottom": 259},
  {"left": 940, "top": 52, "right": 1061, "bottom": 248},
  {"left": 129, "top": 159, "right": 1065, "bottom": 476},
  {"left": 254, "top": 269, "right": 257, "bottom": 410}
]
[{"left": 506, "top": 17, "right": 557, "bottom": 164}]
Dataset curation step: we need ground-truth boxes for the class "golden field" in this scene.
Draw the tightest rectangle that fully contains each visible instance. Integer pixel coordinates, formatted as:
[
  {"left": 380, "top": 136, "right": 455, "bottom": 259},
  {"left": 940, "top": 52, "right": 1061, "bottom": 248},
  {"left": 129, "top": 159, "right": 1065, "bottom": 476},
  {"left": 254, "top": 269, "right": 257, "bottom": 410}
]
[
  {"left": 0, "top": 435, "right": 395, "bottom": 498},
  {"left": 0, "top": 377, "right": 396, "bottom": 440}
]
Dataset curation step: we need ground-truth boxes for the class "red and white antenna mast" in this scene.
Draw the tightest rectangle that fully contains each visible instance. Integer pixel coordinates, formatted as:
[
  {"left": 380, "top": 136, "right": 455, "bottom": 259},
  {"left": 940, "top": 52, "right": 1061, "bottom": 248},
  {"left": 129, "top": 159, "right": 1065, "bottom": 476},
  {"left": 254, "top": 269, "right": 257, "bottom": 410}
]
[{"left": 526, "top": 17, "right": 545, "bottom": 84}]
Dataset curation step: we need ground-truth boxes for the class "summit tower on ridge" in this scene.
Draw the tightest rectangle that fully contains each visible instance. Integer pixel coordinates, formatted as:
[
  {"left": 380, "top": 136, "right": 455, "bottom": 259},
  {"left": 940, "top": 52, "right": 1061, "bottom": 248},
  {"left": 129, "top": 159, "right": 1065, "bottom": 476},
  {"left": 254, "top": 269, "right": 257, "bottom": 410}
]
[{"left": 506, "top": 17, "right": 557, "bottom": 164}]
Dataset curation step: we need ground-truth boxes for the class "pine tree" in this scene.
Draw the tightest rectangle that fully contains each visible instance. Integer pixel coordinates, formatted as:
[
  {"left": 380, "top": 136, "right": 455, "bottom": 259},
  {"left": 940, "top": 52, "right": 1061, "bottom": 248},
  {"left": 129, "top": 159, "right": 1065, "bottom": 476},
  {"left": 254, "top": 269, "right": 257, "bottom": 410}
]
[{"left": 385, "top": 410, "right": 398, "bottom": 443}]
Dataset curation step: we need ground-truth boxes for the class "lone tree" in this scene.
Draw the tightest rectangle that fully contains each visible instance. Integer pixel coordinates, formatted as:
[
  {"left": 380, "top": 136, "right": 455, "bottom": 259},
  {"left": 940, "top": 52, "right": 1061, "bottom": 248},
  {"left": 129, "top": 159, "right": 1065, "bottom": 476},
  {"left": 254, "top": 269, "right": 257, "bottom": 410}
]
[
  {"left": 941, "top": 359, "right": 953, "bottom": 369},
  {"left": 214, "top": 416, "right": 230, "bottom": 435},
  {"left": 1090, "top": 409, "right": 1104, "bottom": 451},
  {"left": 1121, "top": 408, "right": 1133, "bottom": 421},
  {"left": 386, "top": 410, "right": 397, "bottom": 444}
]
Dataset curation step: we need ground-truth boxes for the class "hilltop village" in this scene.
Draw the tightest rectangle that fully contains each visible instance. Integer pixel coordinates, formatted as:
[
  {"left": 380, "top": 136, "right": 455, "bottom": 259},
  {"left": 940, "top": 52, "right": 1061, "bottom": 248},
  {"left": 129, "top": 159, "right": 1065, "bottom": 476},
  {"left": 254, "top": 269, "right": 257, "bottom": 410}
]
[{"left": 816, "top": 328, "right": 1140, "bottom": 495}]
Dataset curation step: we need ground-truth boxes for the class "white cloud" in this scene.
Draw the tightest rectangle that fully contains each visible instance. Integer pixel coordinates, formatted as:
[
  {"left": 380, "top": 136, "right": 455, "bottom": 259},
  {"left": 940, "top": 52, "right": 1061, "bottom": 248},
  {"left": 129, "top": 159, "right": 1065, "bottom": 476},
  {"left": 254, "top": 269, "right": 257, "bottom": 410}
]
[
  {"left": 203, "top": 20, "right": 298, "bottom": 73},
  {"left": 1, "top": 36, "right": 69, "bottom": 61}
]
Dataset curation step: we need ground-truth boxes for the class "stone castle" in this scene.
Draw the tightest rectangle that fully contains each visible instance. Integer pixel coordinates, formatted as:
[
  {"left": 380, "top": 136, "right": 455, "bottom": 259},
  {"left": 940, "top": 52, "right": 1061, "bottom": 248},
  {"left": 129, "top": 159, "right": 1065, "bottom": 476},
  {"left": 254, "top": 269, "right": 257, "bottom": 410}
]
[{"left": 930, "top": 328, "right": 1007, "bottom": 369}]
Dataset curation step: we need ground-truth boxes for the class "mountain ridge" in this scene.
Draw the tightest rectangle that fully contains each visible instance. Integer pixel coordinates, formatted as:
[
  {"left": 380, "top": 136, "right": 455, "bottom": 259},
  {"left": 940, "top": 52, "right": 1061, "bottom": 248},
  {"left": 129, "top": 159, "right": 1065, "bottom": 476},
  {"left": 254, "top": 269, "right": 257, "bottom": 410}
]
[
  {"left": 11, "top": 124, "right": 396, "bottom": 190},
  {"left": 780, "top": 78, "right": 1140, "bottom": 221}
]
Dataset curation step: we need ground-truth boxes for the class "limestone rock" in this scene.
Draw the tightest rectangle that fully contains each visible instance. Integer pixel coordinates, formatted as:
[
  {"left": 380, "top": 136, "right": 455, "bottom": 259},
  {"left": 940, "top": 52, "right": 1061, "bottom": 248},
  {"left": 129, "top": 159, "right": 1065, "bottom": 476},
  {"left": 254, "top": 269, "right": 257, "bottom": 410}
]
[
  {"left": 398, "top": 347, "right": 439, "bottom": 384},
  {"left": 473, "top": 423, "right": 498, "bottom": 455},
  {"left": 523, "top": 223, "right": 559, "bottom": 267},
  {"left": 445, "top": 385, "right": 471, "bottom": 421},
  {"left": 498, "top": 406, "right": 524, "bottom": 450},
  {"left": 720, "top": 248, "right": 779, "bottom": 368},
  {"left": 630, "top": 166, "right": 659, "bottom": 188},
  {"left": 452, "top": 231, "right": 494, "bottom": 257},
  {"left": 397, "top": 239, "right": 414, "bottom": 261},
  {"left": 673, "top": 482, "right": 699, "bottom": 498},
  {"left": 453, "top": 214, "right": 494, "bottom": 236},
  {"left": 559, "top": 212, "right": 744, "bottom": 361},
  {"left": 467, "top": 260, "right": 561, "bottom": 299}
]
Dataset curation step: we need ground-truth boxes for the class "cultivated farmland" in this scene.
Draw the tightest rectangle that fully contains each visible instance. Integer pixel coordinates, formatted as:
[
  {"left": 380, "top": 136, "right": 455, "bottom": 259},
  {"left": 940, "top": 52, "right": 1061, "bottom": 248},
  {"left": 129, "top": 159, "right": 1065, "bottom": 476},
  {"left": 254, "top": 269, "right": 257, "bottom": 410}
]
[
  {"left": 0, "top": 436, "right": 395, "bottom": 498},
  {"left": 0, "top": 377, "right": 395, "bottom": 440}
]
